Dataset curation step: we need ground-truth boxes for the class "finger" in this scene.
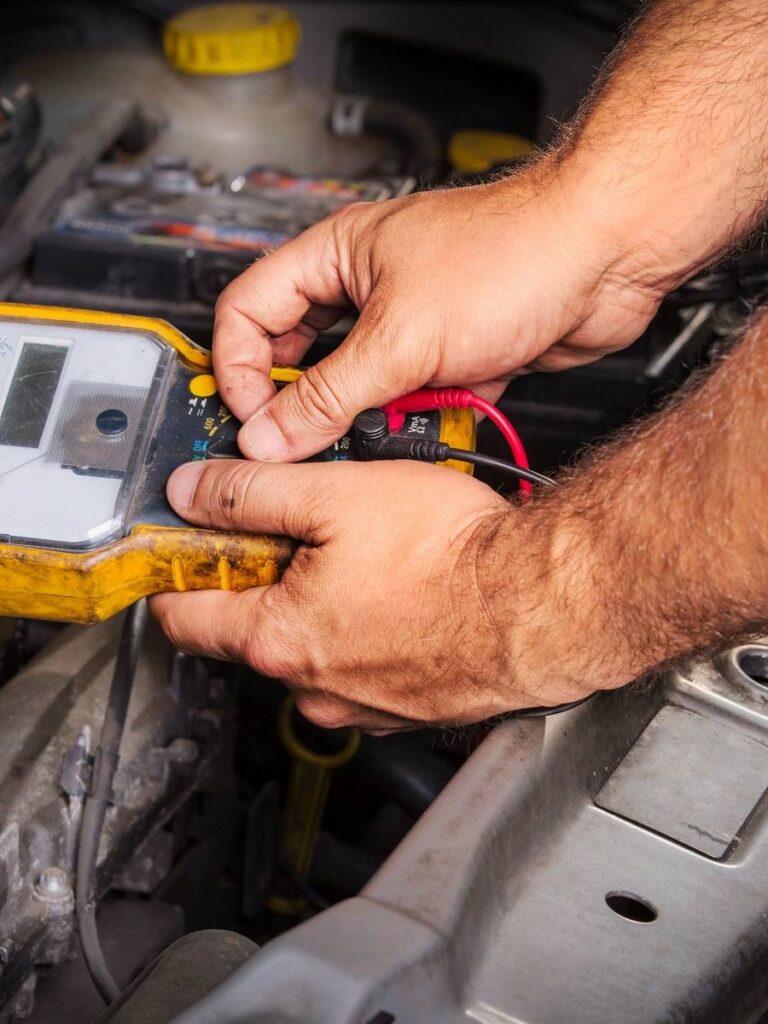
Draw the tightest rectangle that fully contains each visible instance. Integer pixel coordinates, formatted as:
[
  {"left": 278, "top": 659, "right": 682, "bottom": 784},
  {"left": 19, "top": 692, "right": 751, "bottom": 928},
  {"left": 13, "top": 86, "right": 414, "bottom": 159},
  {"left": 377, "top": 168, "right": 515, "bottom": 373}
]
[
  {"left": 150, "top": 588, "right": 267, "bottom": 662},
  {"left": 237, "top": 301, "right": 428, "bottom": 462},
  {"left": 213, "top": 219, "right": 353, "bottom": 422},
  {"left": 293, "top": 691, "right": 413, "bottom": 733},
  {"left": 166, "top": 457, "right": 346, "bottom": 541},
  {"left": 522, "top": 342, "right": 612, "bottom": 374},
  {"left": 270, "top": 302, "right": 350, "bottom": 366},
  {"left": 152, "top": 590, "right": 412, "bottom": 729},
  {"left": 153, "top": 590, "right": 420, "bottom": 733},
  {"left": 469, "top": 377, "right": 511, "bottom": 408}
]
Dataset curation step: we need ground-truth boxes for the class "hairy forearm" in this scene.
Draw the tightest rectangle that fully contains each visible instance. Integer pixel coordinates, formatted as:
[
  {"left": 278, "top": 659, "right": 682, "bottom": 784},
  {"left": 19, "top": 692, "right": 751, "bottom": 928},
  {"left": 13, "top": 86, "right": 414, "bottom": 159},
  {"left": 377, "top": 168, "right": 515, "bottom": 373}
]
[
  {"left": 484, "top": 309, "right": 768, "bottom": 701},
  {"left": 558, "top": 0, "right": 768, "bottom": 293}
]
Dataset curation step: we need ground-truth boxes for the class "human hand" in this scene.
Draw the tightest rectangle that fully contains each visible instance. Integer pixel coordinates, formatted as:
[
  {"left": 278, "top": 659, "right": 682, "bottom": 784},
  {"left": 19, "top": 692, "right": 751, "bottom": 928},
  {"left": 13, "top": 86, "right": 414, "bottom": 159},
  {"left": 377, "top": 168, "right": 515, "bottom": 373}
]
[
  {"left": 213, "top": 160, "right": 667, "bottom": 464},
  {"left": 149, "top": 456, "right": 607, "bottom": 732}
]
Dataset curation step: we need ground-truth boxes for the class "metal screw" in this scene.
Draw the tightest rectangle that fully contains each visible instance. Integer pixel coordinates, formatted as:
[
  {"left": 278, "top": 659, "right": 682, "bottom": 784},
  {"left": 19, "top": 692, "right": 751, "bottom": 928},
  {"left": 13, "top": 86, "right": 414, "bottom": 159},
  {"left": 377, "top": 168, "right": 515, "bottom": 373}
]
[{"left": 35, "top": 867, "right": 69, "bottom": 898}]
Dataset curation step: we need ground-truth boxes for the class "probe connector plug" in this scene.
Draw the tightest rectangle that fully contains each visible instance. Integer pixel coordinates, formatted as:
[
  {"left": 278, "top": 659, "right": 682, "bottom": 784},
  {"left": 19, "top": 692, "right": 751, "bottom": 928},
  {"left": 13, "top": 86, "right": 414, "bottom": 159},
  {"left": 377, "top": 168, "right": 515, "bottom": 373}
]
[
  {"left": 381, "top": 388, "right": 472, "bottom": 432},
  {"left": 353, "top": 409, "right": 449, "bottom": 463}
]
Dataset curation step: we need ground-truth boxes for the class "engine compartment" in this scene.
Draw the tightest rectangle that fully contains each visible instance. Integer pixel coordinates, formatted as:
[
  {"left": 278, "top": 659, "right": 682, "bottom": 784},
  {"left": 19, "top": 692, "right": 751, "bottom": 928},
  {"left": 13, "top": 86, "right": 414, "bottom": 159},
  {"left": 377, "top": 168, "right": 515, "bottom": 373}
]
[{"left": 0, "top": 2, "right": 767, "bottom": 1022}]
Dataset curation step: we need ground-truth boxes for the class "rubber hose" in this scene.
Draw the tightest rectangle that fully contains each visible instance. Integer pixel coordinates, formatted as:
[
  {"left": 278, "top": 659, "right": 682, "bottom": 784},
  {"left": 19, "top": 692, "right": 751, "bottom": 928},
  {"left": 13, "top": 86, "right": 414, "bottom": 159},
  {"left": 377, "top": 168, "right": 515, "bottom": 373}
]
[{"left": 75, "top": 601, "right": 147, "bottom": 1005}]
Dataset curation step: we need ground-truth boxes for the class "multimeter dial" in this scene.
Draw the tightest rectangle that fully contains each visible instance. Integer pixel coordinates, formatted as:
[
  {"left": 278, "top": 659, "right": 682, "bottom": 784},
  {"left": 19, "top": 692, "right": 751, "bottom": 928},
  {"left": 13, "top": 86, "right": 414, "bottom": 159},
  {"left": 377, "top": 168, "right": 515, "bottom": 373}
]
[{"left": 0, "top": 320, "right": 169, "bottom": 547}]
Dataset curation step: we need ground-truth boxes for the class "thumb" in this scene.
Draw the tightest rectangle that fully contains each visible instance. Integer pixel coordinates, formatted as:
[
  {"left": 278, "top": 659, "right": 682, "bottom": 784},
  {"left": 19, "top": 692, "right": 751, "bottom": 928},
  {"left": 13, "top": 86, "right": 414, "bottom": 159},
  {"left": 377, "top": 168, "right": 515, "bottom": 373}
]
[
  {"left": 167, "top": 458, "right": 339, "bottom": 542},
  {"left": 237, "top": 305, "right": 423, "bottom": 462}
]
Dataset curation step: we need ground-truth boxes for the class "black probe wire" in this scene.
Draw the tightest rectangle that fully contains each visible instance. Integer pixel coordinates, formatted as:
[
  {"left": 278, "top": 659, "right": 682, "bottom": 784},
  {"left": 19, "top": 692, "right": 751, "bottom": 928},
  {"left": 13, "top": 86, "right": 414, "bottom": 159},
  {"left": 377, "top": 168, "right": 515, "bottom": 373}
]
[
  {"left": 509, "top": 695, "right": 593, "bottom": 718},
  {"left": 75, "top": 600, "right": 147, "bottom": 1005},
  {"left": 444, "top": 447, "right": 557, "bottom": 488}
]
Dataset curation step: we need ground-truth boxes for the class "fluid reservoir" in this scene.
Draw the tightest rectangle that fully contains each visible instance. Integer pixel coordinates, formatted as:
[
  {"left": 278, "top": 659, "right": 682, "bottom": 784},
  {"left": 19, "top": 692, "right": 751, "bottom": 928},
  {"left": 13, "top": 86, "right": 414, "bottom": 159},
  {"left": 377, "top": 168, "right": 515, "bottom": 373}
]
[
  {"left": 10, "top": 3, "right": 387, "bottom": 179},
  {"left": 153, "top": 2, "right": 385, "bottom": 177}
]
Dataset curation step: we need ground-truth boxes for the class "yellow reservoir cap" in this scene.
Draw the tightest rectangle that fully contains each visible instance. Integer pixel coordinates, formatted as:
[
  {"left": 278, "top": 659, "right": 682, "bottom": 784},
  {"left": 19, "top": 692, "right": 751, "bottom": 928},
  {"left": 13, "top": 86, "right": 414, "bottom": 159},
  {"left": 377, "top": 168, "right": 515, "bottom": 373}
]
[
  {"left": 448, "top": 130, "right": 534, "bottom": 174},
  {"left": 163, "top": 3, "right": 300, "bottom": 76}
]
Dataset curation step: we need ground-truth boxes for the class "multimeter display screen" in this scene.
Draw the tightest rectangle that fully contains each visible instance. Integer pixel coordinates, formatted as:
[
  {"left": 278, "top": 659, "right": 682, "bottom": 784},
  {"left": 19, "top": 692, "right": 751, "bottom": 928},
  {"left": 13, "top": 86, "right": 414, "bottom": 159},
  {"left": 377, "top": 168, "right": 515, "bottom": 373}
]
[
  {"left": 0, "top": 342, "right": 67, "bottom": 449},
  {"left": 0, "top": 320, "right": 169, "bottom": 548}
]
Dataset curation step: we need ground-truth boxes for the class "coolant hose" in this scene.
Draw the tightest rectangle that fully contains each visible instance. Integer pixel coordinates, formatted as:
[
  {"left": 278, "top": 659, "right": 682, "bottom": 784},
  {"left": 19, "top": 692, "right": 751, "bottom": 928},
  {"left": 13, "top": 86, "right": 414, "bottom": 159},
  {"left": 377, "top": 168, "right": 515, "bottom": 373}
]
[{"left": 330, "top": 95, "right": 443, "bottom": 182}]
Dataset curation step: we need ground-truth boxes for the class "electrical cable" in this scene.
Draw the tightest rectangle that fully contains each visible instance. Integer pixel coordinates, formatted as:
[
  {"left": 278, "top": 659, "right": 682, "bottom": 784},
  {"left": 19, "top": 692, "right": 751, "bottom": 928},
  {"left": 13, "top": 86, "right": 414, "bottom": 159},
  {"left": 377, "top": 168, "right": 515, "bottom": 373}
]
[
  {"left": 353, "top": 409, "right": 555, "bottom": 490},
  {"left": 460, "top": 393, "right": 532, "bottom": 496},
  {"left": 382, "top": 387, "right": 533, "bottom": 495},
  {"left": 444, "top": 447, "right": 556, "bottom": 488},
  {"left": 75, "top": 600, "right": 147, "bottom": 1005},
  {"left": 509, "top": 695, "right": 593, "bottom": 718}
]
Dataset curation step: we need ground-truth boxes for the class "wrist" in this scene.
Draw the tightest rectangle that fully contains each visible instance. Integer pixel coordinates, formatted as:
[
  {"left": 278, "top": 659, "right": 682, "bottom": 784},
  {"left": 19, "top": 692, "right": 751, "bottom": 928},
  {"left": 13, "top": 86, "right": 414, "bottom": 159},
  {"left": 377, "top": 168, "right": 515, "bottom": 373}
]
[
  {"left": 494, "top": 152, "right": 682, "bottom": 308},
  {"left": 552, "top": 144, "right": 725, "bottom": 297},
  {"left": 475, "top": 497, "right": 643, "bottom": 710}
]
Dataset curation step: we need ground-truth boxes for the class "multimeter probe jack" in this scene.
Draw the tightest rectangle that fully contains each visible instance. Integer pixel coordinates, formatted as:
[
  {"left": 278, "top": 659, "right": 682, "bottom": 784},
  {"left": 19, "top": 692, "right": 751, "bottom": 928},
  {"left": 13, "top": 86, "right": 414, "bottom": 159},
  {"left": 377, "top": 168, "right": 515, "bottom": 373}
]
[{"left": 352, "top": 406, "right": 555, "bottom": 489}]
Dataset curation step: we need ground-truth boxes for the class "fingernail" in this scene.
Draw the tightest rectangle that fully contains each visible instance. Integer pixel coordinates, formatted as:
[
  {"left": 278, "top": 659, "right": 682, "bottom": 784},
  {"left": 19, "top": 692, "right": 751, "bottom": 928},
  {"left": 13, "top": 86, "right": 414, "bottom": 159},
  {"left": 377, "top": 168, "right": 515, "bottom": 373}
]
[
  {"left": 240, "top": 411, "right": 290, "bottom": 461},
  {"left": 168, "top": 462, "right": 206, "bottom": 510}
]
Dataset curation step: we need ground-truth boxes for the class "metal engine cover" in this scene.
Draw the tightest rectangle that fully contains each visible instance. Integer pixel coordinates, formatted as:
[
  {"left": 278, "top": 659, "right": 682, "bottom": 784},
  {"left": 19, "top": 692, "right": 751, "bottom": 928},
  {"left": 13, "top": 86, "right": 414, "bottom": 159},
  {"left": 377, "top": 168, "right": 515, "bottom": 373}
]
[{"left": 172, "top": 644, "right": 768, "bottom": 1024}]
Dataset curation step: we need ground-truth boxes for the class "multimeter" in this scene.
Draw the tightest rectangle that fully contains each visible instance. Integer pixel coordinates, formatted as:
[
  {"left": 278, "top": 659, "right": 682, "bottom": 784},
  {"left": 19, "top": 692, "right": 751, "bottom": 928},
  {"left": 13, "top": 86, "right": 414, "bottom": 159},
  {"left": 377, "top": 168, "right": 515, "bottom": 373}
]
[{"left": 0, "top": 303, "right": 475, "bottom": 624}]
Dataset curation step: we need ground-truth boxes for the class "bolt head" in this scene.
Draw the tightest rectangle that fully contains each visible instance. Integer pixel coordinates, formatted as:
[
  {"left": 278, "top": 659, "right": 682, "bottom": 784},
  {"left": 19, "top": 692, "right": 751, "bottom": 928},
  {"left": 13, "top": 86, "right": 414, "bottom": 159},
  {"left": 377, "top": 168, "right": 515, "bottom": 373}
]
[{"left": 36, "top": 867, "right": 69, "bottom": 897}]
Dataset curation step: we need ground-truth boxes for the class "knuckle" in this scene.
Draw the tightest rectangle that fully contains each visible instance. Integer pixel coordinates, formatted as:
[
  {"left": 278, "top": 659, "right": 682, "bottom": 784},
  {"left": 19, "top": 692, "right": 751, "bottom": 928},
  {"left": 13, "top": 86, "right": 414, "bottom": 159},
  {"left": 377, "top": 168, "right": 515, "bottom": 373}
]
[
  {"left": 214, "top": 273, "right": 251, "bottom": 317},
  {"left": 291, "top": 363, "right": 349, "bottom": 431},
  {"left": 242, "top": 617, "right": 292, "bottom": 679},
  {"left": 245, "top": 637, "right": 288, "bottom": 679},
  {"left": 328, "top": 201, "right": 367, "bottom": 236},
  {"left": 295, "top": 696, "right": 349, "bottom": 731},
  {"left": 207, "top": 462, "right": 260, "bottom": 521}
]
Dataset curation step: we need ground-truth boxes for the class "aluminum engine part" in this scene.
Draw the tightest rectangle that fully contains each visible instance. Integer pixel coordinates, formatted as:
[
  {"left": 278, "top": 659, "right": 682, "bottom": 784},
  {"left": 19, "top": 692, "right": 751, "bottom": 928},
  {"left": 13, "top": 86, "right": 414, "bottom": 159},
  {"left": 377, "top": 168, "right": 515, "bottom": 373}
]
[
  {"left": 173, "top": 643, "right": 768, "bottom": 1024},
  {"left": 0, "top": 615, "right": 230, "bottom": 1021}
]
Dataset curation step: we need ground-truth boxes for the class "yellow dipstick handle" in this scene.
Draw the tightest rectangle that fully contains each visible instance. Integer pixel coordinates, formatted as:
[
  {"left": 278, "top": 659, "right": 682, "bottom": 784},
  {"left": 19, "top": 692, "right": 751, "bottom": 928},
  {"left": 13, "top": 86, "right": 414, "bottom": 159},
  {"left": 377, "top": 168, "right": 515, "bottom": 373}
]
[{"left": 268, "top": 696, "right": 360, "bottom": 916}]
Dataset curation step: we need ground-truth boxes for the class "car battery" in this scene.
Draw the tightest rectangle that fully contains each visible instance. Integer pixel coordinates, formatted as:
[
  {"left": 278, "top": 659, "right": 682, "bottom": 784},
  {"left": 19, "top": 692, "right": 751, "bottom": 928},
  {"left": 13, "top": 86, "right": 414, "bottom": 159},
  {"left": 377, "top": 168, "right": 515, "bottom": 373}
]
[{"left": 28, "top": 164, "right": 413, "bottom": 324}]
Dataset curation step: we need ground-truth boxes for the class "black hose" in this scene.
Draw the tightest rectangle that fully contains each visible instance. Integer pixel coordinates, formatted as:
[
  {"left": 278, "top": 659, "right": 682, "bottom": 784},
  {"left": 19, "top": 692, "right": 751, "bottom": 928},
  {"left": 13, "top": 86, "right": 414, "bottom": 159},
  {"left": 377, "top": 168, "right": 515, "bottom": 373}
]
[
  {"left": 0, "top": 98, "right": 140, "bottom": 282},
  {"left": 356, "top": 732, "right": 454, "bottom": 818},
  {"left": 75, "top": 601, "right": 147, "bottom": 1005},
  {"left": 311, "top": 832, "right": 381, "bottom": 895},
  {"left": 277, "top": 854, "right": 329, "bottom": 912},
  {"left": 331, "top": 95, "right": 443, "bottom": 183}
]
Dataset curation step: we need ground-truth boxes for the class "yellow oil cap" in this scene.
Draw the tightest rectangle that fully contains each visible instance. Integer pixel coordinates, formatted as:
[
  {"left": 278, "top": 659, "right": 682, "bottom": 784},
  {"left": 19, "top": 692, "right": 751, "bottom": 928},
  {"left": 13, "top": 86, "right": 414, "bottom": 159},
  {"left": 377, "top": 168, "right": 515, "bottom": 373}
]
[
  {"left": 163, "top": 3, "right": 300, "bottom": 76},
  {"left": 448, "top": 130, "right": 534, "bottom": 174}
]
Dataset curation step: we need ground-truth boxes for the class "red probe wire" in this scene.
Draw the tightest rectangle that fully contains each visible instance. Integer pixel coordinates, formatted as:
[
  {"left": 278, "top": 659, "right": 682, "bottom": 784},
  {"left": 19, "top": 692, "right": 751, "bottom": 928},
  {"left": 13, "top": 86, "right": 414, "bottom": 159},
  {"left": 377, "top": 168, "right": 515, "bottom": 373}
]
[{"left": 382, "top": 388, "right": 533, "bottom": 496}]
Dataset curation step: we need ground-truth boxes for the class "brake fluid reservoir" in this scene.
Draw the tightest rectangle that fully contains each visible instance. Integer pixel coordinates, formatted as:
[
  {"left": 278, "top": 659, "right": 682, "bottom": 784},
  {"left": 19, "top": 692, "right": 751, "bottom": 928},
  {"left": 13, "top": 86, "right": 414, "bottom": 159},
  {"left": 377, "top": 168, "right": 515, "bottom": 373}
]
[
  {"left": 10, "top": 3, "right": 386, "bottom": 180},
  {"left": 151, "top": 2, "right": 384, "bottom": 178}
]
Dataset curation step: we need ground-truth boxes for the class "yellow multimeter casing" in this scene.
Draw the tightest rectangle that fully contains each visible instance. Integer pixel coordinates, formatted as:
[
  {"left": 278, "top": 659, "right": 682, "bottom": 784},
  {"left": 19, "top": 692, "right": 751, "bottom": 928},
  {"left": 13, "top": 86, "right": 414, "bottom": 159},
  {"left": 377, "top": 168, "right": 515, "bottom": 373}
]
[{"left": 0, "top": 303, "right": 475, "bottom": 624}]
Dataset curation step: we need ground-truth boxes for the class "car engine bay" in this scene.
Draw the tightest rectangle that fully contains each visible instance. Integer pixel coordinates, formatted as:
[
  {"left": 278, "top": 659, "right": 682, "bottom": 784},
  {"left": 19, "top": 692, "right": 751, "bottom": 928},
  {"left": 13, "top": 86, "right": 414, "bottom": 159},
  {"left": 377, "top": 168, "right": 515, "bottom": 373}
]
[{"left": 0, "top": 3, "right": 768, "bottom": 1022}]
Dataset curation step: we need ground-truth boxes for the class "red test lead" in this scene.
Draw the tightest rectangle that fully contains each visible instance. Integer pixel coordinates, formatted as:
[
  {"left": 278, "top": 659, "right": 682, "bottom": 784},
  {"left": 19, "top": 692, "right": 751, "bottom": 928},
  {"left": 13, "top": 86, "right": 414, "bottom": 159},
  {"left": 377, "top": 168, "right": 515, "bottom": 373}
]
[{"left": 382, "top": 388, "right": 533, "bottom": 496}]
